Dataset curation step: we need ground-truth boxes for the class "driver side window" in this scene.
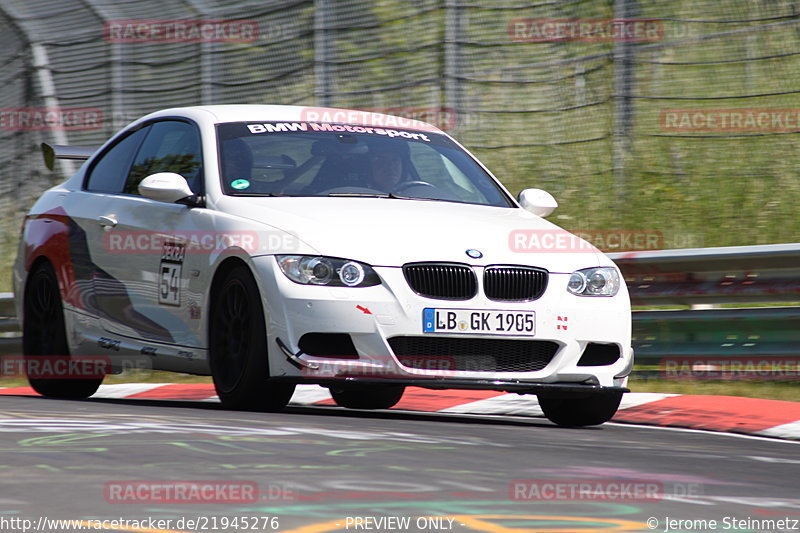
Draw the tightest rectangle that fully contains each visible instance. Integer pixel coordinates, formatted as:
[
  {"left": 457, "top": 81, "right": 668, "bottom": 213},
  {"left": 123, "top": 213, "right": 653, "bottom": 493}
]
[
  {"left": 123, "top": 120, "right": 202, "bottom": 195},
  {"left": 84, "top": 127, "right": 149, "bottom": 193}
]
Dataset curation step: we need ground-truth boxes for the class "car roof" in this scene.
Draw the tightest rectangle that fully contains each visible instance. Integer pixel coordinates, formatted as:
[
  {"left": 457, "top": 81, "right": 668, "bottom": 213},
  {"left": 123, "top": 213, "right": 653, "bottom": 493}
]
[{"left": 138, "top": 105, "right": 445, "bottom": 134}]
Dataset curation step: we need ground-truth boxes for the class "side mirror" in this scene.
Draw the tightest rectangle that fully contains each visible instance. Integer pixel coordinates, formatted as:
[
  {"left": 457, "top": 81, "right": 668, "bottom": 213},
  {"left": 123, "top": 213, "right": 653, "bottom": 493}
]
[
  {"left": 138, "top": 173, "right": 195, "bottom": 204},
  {"left": 517, "top": 188, "right": 558, "bottom": 217}
]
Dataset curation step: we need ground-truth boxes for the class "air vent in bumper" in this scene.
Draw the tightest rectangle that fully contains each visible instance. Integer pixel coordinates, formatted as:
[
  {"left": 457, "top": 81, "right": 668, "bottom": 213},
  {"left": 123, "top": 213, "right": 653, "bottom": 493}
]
[
  {"left": 389, "top": 336, "right": 559, "bottom": 372},
  {"left": 402, "top": 262, "right": 478, "bottom": 300}
]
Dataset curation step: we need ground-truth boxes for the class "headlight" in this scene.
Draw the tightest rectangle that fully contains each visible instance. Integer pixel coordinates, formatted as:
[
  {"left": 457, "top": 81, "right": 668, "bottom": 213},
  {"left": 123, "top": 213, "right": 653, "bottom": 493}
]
[
  {"left": 276, "top": 255, "right": 380, "bottom": 287},
  {"left": 566, "top": 267, "right": 620, "bottom": 297}
]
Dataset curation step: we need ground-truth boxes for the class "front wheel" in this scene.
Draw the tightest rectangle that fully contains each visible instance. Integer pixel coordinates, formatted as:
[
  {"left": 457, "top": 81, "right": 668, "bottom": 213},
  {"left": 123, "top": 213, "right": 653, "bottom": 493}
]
[
  {"left": 330, "top": 384, "right": 405, "bottom": 410},
  {"left": 23, "top": 262, "right": 103, "bottom": 399},
  {"left": 209, "top": 264, "right": 295, "bottom": 411},
  {"left": 538, "top": 392, "right": 623, "bottom": 427}
]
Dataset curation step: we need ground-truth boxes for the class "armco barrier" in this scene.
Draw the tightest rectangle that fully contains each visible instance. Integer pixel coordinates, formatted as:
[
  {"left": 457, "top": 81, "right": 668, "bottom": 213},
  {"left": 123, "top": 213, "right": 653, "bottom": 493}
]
[
  {"left": 609, "top": 243, "right": 800, "bottom": 368},
  {"left": 0, "top": 292, "right": 19, "bottom": 356},
  {"left": 608, "top": 243, "right": 800, "bottom": 306},
  {"left": 2, "top": 244, "right": 799, "bottom": 371}
]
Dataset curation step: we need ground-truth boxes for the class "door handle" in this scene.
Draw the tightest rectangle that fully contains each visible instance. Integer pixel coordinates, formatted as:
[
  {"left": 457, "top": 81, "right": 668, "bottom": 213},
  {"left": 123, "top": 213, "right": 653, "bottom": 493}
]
[{"left": 97, "top": 215, "right": 118, "bottom": 228}]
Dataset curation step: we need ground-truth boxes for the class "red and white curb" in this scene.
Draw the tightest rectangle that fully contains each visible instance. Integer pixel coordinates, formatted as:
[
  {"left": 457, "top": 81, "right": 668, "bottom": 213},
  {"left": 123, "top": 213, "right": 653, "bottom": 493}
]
[{"left": 2, "top": 383, "right": 799, "bottom": 441}]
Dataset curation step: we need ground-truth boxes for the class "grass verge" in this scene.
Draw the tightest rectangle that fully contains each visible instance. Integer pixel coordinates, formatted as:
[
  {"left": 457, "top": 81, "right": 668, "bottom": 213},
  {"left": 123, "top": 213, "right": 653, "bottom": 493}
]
[{"left": 628, "top": 377, "right": 798, "bottom": 402}]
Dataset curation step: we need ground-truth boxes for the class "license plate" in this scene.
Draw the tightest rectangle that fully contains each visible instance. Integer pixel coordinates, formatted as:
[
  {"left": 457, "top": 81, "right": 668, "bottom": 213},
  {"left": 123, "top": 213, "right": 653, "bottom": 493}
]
[{"left": 422, "top": 308, "right": 535, "bottom": 336}]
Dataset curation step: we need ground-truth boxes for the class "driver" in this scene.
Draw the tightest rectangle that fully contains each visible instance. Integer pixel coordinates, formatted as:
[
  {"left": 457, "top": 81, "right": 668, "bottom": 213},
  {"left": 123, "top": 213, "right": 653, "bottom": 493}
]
[
  {"left": 222, "top": 138, "right": 253, "bottom": 181},
  {"left": 368, "top": 148, "right": 404, "bottom": 191}
]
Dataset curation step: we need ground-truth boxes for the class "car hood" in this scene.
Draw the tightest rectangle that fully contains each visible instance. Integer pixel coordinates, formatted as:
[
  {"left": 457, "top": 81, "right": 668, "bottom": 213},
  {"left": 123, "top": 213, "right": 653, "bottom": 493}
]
[{"left": 214, "top": 196, "right": 608, "bottom": 272}]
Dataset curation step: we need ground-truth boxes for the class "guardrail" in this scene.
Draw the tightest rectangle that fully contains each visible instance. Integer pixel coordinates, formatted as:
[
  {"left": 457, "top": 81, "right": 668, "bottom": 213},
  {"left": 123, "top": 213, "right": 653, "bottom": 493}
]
[
  {"left": 608, "top": 243, "right": 800, "bottom": 306},
  {"left": 609, "top": 243, "right": 800, "bottom": 372},
  {"left": 0, "top": 292, "right": 20, "bottom": 356},
  {"left": 2, "top": 244, "right": 798, "bottom": 375}
]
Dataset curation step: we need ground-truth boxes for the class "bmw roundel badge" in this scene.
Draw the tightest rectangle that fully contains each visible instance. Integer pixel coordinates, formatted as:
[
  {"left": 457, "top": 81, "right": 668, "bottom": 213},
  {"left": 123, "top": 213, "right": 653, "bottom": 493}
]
[{"left": 466, "top": 249, "right": 483, "bottom": 259}]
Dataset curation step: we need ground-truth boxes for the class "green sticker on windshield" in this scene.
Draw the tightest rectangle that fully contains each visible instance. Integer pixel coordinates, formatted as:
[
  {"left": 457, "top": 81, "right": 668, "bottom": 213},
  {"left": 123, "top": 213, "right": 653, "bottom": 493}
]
[{"left": 231, "top": 179, "right": 250, "bottom": 190}]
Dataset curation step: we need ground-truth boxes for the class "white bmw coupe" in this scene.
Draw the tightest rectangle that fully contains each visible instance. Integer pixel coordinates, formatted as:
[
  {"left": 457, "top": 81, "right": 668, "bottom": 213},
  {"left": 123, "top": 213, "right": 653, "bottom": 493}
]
[{"left": 13, "top": 105, "right": 632, "bottom": 426}]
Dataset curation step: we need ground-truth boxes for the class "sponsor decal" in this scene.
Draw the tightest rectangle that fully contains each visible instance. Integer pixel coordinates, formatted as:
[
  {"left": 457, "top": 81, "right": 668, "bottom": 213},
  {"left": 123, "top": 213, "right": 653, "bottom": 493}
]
[
  {"left": 246, "top": 122, "right": 433, "bottom": 142},
  {"left": 98, "top": 337, "right": 121, "bottom": 351},
  {"left": 159, "top": 241, "right": 185, "bottom": 306}
]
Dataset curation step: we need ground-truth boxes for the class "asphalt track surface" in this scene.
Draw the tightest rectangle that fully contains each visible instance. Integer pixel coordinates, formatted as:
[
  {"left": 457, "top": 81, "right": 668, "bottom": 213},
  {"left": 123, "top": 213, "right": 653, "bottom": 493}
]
[{"left": 1, "top": 394, "right": 799, "bottom": 533}]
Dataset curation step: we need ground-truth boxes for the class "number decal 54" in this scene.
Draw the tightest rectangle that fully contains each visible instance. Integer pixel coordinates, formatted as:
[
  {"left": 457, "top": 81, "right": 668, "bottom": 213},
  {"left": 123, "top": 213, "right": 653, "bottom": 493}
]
[{"left": 159, "top": 261, "right": 181, "bottom": 306}]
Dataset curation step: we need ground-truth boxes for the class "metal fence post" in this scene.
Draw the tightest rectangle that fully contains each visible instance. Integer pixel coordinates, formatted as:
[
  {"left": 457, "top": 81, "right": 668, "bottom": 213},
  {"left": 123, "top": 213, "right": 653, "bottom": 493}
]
[
  {"left": 31, "top": 43, "right": 75, "bottom": 177},
  {"left": 314, "top": 0, "right": 332, "bottom": 107},
  {"left": 612, "top": 0, "right": 636, "bottom": 203},
  {"left": 444, "top": 0, "right": 462, "bottom": 129}
]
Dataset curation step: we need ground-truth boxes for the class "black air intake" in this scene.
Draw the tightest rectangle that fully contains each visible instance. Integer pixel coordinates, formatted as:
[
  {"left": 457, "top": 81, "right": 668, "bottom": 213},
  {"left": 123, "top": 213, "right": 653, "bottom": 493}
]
[
  {"left": 484, "top": 265, "right": 548, "bottom": 301},
  {"left": 403, "top": 262, "right": 478, "bottom": 300}
]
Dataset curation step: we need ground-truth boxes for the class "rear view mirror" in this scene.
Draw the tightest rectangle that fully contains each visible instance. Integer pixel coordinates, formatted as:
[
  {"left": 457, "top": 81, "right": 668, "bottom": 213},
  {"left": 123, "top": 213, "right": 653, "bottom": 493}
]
[
  {"left": 138, "top": 173, "right": 195, "bottom": 204},
  {"left": 253, "top": 154, "right": 297, "bottom": 169},
  {"left": 311, "top": 139, "right": 367, "bottom": 156},
  {"left": 518, "top": 188, "right": 558, "bottom": 217}
]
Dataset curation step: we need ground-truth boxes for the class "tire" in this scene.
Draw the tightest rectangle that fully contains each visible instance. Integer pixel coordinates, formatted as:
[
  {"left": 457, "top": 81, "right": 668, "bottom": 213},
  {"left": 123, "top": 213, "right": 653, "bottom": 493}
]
[
  {"left": 23, "top": 261, "right": 103, "bottom": 399},
  {"left": 330, "top": 384, "right": 405, "bottom": 410},
  {"left": 538, "top": 392, "right": 623, "bottom": 427},
  {"left": 209, "top": 264, "right": 295, "bottom": 411}
]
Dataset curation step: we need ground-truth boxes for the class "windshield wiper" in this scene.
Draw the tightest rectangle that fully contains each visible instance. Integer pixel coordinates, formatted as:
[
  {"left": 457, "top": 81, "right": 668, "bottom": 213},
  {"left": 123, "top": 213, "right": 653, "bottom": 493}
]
[
  {"left": 234, "top": 192, "right": 289, "bottom": 197},
  {"left": 388, "top": 192, "right": 443, "bottom": 202},
  {"left": 327, "top": 192, "right": 390, "bottom": 198}
]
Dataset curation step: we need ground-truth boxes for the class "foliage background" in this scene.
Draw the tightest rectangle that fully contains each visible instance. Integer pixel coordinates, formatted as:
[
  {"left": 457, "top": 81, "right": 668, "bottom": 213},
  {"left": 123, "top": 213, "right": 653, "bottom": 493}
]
[{"left": 1, "top": 0, "right": 799, "bottom": 289}]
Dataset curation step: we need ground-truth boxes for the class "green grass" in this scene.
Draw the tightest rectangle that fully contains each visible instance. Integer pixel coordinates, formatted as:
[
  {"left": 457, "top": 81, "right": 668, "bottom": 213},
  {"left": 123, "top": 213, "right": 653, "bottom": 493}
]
[{"left": 629, "top": 377, "right": 799, "bottom": 402}]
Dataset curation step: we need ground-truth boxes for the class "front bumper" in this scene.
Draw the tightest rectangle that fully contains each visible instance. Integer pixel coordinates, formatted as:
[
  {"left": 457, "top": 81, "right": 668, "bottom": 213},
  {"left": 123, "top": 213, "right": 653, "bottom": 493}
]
[
  {"left": 275, "top": 376, "right": 629, "bottom": 398},
  {"left": 254, "top": 256, "right": 633, "bottom": 389}
]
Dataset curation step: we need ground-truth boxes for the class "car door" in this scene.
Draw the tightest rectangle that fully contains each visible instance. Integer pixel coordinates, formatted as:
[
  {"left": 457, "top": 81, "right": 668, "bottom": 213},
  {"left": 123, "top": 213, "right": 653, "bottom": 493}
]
[
  {"left": 93, "top": 119, "right": 211, "bottom": 349},
  {"left": 63, "top": 125, "right": 150, "bottom": 334}
]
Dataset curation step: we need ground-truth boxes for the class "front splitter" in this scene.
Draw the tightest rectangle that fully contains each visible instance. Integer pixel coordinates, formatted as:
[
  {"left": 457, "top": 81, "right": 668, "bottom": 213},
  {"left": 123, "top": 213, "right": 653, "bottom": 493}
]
[{"left": 272, "top": 376, "right": 628, "bottom": 398}]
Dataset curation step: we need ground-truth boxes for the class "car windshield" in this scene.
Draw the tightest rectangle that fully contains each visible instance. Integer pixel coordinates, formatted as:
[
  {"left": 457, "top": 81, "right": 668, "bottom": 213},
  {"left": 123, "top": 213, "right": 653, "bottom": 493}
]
[{"left": 216, "top": 121, "right": 513, "bottom": 207}]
